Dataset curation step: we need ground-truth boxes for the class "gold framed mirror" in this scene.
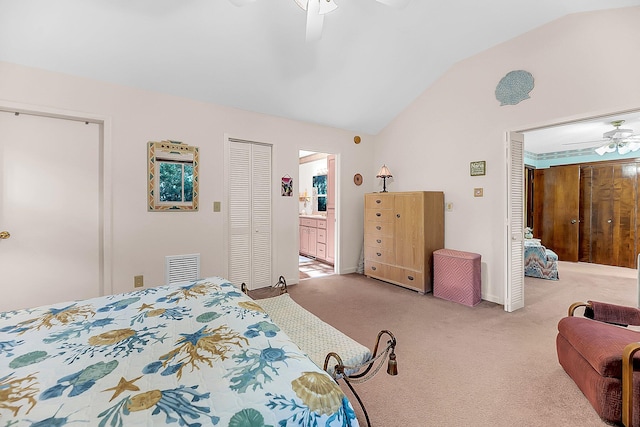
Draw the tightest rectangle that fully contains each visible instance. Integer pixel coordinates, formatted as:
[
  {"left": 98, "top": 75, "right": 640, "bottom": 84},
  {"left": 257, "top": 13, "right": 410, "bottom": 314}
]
[{"left": 148, "top": 140, "right": 199, "bottom": 211}]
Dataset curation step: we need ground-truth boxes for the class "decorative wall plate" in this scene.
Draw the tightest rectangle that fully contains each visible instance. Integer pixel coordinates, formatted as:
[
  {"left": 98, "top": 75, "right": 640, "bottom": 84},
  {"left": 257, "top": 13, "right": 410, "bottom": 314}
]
[
  {"left": 495, "top": 70, "right": 534, "bottom": 106},
  {"left": 353, "top": 173, "right": 363, "bottom": 186}
]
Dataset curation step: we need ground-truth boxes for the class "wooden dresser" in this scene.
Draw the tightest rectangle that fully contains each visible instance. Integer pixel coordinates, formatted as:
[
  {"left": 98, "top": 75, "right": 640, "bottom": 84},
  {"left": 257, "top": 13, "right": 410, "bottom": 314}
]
[{"left": 364, "top": 191, "right": 444, "bottom": 294}]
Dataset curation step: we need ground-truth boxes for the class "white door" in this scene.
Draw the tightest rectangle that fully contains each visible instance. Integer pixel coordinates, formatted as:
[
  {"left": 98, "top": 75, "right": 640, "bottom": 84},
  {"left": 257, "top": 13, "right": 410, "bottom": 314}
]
[
  {"left": 0, "top": 111, "right": 101, "bottom": 311},
  {"left": 226, "top": 138, "right": 272, "bottom": 290},
  {"left": 505, "top": 131, "right": 525, "bottom": 312}
]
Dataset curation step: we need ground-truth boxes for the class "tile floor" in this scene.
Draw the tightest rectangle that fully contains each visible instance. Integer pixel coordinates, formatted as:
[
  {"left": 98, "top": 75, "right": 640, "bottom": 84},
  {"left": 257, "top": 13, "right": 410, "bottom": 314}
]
[{"left": 299, "top": 255, "right": 334, "bottom": 280}]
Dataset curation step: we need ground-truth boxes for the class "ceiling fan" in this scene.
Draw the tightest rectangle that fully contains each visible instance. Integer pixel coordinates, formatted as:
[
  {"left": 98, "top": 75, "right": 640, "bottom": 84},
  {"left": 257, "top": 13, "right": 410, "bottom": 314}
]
[
  {"left": 229, "top": 0, "right": 410, "bottom": 42},
  {"left": 563, "top": 120, "right": 640, "bottom": 156}
]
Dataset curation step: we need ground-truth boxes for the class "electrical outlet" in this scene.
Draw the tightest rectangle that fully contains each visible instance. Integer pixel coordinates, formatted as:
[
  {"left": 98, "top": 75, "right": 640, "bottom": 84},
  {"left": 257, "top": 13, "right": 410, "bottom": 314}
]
[{"left": 134, "top": 275, "right": 144, "bottom": 288}]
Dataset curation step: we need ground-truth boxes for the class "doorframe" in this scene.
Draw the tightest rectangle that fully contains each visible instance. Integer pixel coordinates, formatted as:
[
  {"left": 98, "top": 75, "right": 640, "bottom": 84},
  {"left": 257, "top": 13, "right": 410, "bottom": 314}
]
[
  {"left": 0, "top": 99, "right": 113, "bottom": 296},
  {"left": 297, "top": 150, "right": 339, "bottom": 275},
  {"left": 506, "top": 107, "right": 640, "bottom": 311}
]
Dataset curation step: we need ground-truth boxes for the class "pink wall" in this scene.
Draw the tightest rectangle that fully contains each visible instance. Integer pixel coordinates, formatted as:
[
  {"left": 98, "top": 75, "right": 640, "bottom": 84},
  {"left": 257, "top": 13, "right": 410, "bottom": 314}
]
[{"left": 374, "top": 7, "right": 640, "bottom": 303}]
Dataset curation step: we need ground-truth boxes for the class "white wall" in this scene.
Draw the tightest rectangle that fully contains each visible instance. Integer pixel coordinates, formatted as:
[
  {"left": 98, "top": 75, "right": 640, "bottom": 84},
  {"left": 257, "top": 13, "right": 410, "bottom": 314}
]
[
  {"left": 374, "top": 7, "right": 640, "bottom": 303},
  {"left": 0, "top": 61, "right": 373, "bottom": 296}
]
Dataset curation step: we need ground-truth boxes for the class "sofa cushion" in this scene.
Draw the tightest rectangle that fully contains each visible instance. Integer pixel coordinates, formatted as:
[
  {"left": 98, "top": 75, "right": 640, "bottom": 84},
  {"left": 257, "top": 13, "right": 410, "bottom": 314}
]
[{"left": 558, "top": 316, "right": 640, "bottom": 377}]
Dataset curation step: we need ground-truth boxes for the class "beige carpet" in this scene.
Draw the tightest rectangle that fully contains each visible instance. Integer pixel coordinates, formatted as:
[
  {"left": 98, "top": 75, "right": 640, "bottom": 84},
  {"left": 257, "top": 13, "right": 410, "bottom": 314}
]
[{"left": 282, "top": 261, "right": 637, "bottom": 427}]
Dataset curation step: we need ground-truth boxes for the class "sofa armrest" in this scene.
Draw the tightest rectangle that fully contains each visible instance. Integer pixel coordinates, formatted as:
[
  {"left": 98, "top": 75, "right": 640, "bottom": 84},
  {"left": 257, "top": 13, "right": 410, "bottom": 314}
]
[
  {"left": 588, "top": 300, "right": 640, "bottom": 326},
  {"left": 568, "top": 302, "right": 588, "bottom": 316}
]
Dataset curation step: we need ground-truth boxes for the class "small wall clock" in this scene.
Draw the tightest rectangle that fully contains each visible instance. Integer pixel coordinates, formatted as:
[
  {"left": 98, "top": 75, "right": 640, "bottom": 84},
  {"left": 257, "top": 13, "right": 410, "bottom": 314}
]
[{"left": 353, "top": 173, "right": 363, "bottom": 186}]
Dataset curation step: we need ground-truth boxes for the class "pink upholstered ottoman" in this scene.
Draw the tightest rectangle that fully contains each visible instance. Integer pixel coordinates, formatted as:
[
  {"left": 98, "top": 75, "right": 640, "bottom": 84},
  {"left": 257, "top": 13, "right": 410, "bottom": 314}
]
[{"left": 433, "top": 249, "right": 481, "bottom": 307}]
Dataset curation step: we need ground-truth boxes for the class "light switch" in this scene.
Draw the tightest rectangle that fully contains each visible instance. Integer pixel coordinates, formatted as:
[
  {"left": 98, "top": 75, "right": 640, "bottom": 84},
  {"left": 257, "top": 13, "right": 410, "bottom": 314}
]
[
  {"left": 446, "top": 202, "right": 453, "bottom": 212},
  {"left": 213, "top": 201, "right": 221, "bottom": 212},
  {"left": 474, "top": 188, "right": 484, "bottom": 197}
]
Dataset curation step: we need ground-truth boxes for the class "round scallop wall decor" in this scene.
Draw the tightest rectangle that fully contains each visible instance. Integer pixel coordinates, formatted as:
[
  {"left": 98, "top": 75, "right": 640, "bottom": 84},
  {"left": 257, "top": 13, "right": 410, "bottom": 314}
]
[{"left": 495, "top": 70, "right": 534, "bottom": 106}]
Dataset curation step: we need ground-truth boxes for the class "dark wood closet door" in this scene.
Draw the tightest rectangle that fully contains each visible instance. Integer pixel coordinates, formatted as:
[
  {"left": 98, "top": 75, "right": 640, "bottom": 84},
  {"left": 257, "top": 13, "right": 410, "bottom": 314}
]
[
  {"left": 533, "top": 165, "right": 580, "bottom": 261},
  {"left": 586, "top": 164, "right": 637, "bottom": 268}
]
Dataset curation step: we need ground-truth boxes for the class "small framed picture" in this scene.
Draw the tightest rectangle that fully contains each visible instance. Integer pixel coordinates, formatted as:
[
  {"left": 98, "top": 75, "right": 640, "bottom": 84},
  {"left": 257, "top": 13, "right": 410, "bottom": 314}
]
[
  {"left": 470, "top": 161, "right": 486, "bottom": 176},
  {"left": 281, "top": 175, "right": 293, "bottom": 196}
]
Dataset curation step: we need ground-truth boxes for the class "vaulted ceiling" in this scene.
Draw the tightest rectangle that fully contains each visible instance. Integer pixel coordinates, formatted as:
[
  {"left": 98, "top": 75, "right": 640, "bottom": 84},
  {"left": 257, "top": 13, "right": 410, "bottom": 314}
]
[{"left": 1, "top": 0, "right": 640, "bottom": 136}]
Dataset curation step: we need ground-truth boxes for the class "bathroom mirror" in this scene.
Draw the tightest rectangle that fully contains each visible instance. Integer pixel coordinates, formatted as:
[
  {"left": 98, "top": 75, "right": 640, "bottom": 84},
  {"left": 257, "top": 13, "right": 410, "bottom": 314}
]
[{"left": 148, "top": 140, "right": 199, "bottom": 211}]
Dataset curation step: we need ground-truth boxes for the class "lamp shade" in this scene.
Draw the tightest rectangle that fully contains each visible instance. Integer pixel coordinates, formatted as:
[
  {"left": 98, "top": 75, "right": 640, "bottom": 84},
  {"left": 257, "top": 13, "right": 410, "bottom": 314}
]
[{"left": 376, "top": 165, "right": 393, "bottom": 178}]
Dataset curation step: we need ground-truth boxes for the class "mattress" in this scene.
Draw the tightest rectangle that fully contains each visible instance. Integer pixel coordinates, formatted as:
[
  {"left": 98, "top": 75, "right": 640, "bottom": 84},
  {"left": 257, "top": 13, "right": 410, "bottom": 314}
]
[{"left": 0, "top": 277, "right": 360, "bottom": 426}]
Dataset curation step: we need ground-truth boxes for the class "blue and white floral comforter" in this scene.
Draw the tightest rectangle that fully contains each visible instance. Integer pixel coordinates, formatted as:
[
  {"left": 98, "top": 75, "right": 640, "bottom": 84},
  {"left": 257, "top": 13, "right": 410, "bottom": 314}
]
[{"left": 0, "top": 277, "right": 359, "bottom": 426}]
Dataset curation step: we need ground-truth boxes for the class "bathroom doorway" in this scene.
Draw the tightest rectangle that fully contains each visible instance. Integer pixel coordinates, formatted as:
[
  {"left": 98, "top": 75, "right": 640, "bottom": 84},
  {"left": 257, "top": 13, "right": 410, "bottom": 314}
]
[{"left": 298, "top": 150, "right": 336, "bottom": 280}]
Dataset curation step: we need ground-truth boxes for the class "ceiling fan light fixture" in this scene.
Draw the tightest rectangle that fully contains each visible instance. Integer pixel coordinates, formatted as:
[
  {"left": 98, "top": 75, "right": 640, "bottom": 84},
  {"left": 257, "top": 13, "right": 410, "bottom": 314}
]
[
  {"left": 617, "top": 143, "right": 632, "bottom": 155},
  {"left": 595, "top": 143, "right": 616, "bottom": 156},
  {"left": 318, "top": 0, "right": 338, "bottom": 15}
]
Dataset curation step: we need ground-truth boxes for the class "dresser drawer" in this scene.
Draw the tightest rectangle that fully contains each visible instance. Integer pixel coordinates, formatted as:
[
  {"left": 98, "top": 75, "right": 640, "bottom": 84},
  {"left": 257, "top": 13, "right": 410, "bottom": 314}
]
[
  {"left": 364, "top": 246, "right": 395, "bottom": 264},
  {"left": 365, "top": 195, "right": 393, "bottom": 210},
  {"left": 365, "top": 221, "right": 394, "bottom": 237},
  {"left": 316, "top": 219, "right": 326, "bottom": 229},
  {"left": 317, "top": 228, "right": 326, "bottom": 244},
  {"left": 300, "top": 218, "right": 317, "bottom": 227},
  {"left": 365, "top": 209, "right": 394, "bottom": 223},
  {"left": 364, "top": 260, "right": 387, "bottom": 278},
  {"left": 387, "top": 266, "right": 425, "bottom": 292},
  {"left": 364, "top": 233, "right": 392, "bottom": 248}
]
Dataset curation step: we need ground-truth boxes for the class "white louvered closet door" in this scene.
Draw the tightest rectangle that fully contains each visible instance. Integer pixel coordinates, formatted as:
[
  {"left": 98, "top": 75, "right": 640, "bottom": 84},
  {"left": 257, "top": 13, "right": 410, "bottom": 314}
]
[
  {"left": 506, "top": 131, "right": 525, "bottom": 312},
  {"left": 227, "top": 139, "right": 272, "bottom": 290}
]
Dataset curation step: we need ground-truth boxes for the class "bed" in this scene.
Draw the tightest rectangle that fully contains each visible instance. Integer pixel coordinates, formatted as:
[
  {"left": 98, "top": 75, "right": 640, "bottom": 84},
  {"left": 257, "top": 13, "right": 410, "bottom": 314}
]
[{"left": 0, "top": 276, "right": 360, "bottom": 426}]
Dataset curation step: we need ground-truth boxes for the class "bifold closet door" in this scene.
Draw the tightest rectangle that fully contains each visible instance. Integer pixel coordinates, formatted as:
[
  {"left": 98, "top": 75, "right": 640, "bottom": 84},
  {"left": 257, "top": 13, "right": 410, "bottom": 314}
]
[{"left": 227, "top": 140, "right": 272, "bottom": 290}]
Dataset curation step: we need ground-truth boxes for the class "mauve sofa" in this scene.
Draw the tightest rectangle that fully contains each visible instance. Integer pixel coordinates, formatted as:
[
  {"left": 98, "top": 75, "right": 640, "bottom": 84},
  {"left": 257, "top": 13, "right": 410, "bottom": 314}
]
[{"left": 557, "top": 301, "right": 640, "bottom": 427}]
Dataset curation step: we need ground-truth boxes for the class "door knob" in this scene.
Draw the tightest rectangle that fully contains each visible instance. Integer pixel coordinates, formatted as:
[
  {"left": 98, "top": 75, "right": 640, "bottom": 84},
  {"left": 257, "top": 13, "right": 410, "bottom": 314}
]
[
  {"left": 0, "top": 231, "right": 10, "bottom": 240},
  {"left": 607, "top": 219, "right": 612, "bottom": 224},
  {"left": 571, "top": 219, "right": 577, "bottom": 224}
]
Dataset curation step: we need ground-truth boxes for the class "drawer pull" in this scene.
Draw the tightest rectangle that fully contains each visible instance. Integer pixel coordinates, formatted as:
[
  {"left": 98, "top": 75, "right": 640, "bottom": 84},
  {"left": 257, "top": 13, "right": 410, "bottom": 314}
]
[
  {"left": 376, "top": 226, "right": 381, "bottom": 230},
  {"left": 396, "top": 214, "right": 401, "bottom": 218},
  {"left": 376, "top": 199, "right": 381, "bottom": 204},
  {"left": 376, "top": 239, "right": 381, "bottom": 243},
  {"left": 371, "top": 266, "right": 377, "bottom": 271},
  {"left": 376, "top": 212, "right": 381, "bottom": 217},
  {"left": 407, "top": 275, "right": 414, "bottom": 281},
  {"left": 376, "top": 252, "right": 382, "bottom": 257}
]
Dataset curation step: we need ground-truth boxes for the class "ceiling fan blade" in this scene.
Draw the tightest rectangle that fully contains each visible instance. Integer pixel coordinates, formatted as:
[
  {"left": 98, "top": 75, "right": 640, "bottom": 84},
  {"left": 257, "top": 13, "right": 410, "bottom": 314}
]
[
  {"left": 561, "top": 139, "right": 606, "bottom": 146},
  {"left": 375, "top": 0, "right": 410, "bottom": 8},
  {"left": 305, "top": 0, "right": 324, "bottom": 42},
  {"left": 228, "top": 0, "right": 257, "bottom": 6}
]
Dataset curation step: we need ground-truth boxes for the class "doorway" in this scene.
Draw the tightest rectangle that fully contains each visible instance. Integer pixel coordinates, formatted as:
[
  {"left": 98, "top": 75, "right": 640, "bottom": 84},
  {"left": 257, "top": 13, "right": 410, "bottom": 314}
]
[
  {"left": 507, "top": 109, "right": 640, "bottom": 311},
  {"left": 298, "top": 150, "right": 336, "bottom": 280}
]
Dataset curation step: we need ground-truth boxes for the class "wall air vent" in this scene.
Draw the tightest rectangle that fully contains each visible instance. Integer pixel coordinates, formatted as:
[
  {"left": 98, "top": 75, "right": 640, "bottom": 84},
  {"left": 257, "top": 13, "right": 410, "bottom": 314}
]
[{"left": 165, "top": 253, "right": 200, "bottom": 285}]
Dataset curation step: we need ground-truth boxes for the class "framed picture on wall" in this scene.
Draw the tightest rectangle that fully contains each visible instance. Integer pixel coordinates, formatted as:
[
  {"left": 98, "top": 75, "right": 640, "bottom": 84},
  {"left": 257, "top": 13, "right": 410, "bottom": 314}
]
[
  {"left": 281, "top": 175, "right": 293, "bottom": 196},
  {"left": 470, "top": 161, "right": 486, "bottom": 176}
]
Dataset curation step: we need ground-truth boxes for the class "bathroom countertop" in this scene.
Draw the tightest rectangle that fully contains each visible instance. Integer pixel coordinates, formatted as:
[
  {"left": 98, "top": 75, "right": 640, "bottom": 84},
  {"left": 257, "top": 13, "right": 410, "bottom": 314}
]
[{"left": 299, "top": 214, "right": 327, "bottom": 219}]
